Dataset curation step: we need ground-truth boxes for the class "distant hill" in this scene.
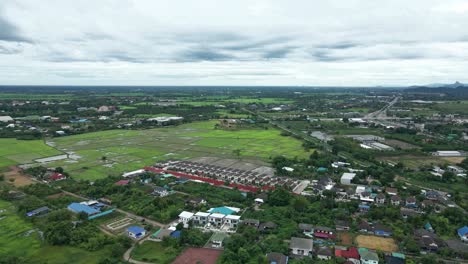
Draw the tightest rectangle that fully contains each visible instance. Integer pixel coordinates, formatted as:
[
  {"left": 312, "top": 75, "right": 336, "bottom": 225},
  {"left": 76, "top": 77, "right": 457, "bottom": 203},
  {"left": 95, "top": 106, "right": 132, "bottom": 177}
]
[{"left": 404, "top": 82, "right": 468, "bottom": 98}]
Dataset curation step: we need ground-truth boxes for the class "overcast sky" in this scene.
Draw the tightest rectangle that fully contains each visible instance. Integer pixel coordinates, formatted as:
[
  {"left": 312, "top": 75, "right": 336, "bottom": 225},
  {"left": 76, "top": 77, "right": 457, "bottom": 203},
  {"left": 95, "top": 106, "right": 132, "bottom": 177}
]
[{"left": 1, "top": 0, "right": 468, "bottom": 86}]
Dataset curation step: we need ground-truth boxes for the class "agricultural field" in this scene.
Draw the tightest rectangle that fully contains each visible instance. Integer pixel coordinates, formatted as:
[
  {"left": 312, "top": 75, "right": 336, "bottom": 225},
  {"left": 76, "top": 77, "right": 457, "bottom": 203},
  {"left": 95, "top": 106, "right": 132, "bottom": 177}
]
[
  {"left": 355, "top": 235, "right": 398, "bottom": 252},
  {"left": 46, "top": 121, "right": 311, "bottom": 180},
  {"left": 0, "top": 138, "right": 62, "bottom": 170}
]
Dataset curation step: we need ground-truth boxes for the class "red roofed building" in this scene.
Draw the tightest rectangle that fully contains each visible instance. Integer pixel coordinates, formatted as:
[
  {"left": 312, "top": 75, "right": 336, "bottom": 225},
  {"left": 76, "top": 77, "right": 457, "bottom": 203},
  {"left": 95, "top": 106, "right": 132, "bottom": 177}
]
[
  {"left": 314, "top": 226, "right": 336, "bottom": 240},
  {"left": 115, "top": 180, "right": 130, "bottom": 186},
  {"left": 335, "top": 247, "right": 360, "bottom": 262},
  {"left": 49, "top": 173, "right": 66, "bottom": 181}
]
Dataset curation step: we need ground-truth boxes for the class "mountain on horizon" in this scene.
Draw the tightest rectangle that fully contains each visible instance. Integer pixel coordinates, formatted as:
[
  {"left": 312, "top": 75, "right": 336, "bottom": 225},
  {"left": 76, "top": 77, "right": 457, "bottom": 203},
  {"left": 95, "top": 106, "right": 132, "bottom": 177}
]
[{"left": 413, "top": 81, "right": 467, "bottom": 88}]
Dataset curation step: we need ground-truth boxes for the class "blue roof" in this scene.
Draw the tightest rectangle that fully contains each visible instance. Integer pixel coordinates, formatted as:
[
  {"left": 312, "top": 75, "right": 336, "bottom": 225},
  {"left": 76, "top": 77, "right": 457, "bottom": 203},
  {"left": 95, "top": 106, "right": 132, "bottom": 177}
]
[
  {"left": 170, "top": 230, "right": 181, "bottom": 238},
  {"left": 209, "top": 207, "right": 235, "bottom": 215},
  {"left": 67, "top": 203, "right": 100, "bottom": 215},
  {"left": 458, "top": 226, "right": 468, "bottom": 236},
  {"left": 127, "top": 226, "right": 145, "bottom": 234}
]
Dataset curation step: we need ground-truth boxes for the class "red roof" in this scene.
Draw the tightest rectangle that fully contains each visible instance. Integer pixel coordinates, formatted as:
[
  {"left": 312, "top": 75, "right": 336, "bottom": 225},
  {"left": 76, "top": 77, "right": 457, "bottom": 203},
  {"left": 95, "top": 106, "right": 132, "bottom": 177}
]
[
  {"left": 144, "top": 167, "right": 274, "bottom": 193},
  {"left": 314, "top": 232, "right": 336, "bottom": 239},
  {"left": 115, "top": 180, "right": 130, "bottom": 185},
  {"left": 335, "top": 247, "right": 359, "bottom": 259},
  {"left": 49, "top": 173, "right": 65, "bottom": 181}
]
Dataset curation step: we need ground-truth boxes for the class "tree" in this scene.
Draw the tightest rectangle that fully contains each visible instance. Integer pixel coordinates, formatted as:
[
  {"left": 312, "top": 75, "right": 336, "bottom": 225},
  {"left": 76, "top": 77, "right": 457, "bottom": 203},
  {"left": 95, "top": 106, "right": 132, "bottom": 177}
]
[
  {"left": 268, "top": 189, "right": 291, "bottom": 206},
  {"left": 44, "top": 221, "right": 72, "bottom": 245}
]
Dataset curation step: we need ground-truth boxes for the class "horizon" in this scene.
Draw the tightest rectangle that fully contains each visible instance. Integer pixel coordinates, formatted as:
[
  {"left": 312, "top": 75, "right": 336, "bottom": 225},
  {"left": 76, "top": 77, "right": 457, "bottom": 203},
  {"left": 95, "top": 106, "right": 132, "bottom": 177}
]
[{"left": 1, "top": 1, "right": 468, "bottom": 86}]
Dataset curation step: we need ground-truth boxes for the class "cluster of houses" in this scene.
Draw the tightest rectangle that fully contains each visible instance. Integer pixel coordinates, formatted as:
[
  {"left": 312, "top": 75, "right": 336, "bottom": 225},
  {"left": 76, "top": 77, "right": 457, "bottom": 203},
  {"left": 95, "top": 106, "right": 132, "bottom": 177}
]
[
  {"left": 164, "top": 160, "right": 302, "bottom": 190},
  {"left": 177, "top": 206, "right": 242, "bottom": 232},
  {"left": 431, "top": 165, "right": 466, "bottom": 178}
]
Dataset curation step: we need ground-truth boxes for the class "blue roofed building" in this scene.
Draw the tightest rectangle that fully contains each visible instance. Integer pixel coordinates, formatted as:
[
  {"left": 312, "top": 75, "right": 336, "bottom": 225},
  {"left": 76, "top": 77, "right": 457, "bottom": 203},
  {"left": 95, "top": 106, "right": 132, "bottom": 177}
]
[
  {"left": 127, "top": 226, "right": 146, "bottom": 239},
  {"left": 208, "top": 206, "right": 240, "bottom": 215},
  {"left": 26, "top": 206, "right": 50, "bottom": 217},
  {"left": 458, "top": 226, "right": 468, "bottom": 242},
  {"left": 67, "top": 202, "right": 100, "bottom": 215},
  {"left": 170, "top": 230, "right": 181, "bottom": 238}
]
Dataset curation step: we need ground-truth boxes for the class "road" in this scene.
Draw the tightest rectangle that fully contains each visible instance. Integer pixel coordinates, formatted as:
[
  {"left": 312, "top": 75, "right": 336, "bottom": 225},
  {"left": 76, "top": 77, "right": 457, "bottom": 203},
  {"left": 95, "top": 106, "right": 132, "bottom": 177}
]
[{"left": 364, "top": 96, "right": 400, "bottom": 120}]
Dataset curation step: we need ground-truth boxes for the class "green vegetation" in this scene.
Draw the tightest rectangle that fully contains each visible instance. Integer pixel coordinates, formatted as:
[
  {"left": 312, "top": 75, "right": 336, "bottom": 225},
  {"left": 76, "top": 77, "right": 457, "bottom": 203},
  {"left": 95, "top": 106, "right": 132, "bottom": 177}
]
[
  {"left": 0, "top": 139, "right": 62, "bottom": 169},
  {"left": 131, "top": 241, "right": 181, "bottom": 263}
]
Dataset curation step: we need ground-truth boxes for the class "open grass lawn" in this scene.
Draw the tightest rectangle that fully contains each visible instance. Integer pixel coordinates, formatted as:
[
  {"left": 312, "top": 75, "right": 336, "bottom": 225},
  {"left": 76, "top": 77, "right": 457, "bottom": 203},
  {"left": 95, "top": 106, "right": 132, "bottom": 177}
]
[
  {"left": 0, "top": 139, "right": 62, "bottom": 169},
  {"left": 131, "top": 241, "right": 182, "bottom": 264},
  {"left": 47, "top": 121, "right": 311, "bottom": 180},
  {"left": 433, "top": 100, "right": 468, "bottom": 114},
  {"left": 32, "top": 245, "right": 114, "bottom": 264}
]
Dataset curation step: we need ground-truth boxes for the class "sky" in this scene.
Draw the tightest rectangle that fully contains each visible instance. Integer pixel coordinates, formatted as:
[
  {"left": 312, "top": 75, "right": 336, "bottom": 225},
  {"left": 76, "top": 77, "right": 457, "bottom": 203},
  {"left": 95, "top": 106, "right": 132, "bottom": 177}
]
[{"left": 1, "top": 0, "right": 468, "bottom": 86}]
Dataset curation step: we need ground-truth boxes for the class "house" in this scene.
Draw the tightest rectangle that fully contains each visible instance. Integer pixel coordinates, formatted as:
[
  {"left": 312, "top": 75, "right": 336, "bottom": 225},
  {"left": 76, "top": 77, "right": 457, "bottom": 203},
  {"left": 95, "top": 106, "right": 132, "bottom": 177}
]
[
  {"left": 259, "top": 221, "right": 278, "bottom": 232},
  {"left": 298, "top": 223, "right": 314, "bottom": 234},
  {"left": 127, "top": 226, "right": 146, "bottom": 239},
  {"left": 26, "top": 206, "right": 50, "bottom": 217},
  {"left": 384, "top": 255, "right": 404, "bottom": 264},
  {"left": 178, "top": 211, "right": 194, "bottom": 226},
  {"left": 335, "top": 220, "right": 350, "bottom": 231},
  {"left": 289, "top": 237, "right": 313, "bottom": 257},
  {"left": 254, "top": 198, "right": 264, "bottom": 205},
  {"left": 192, "top": 212, "right": 209, "bottom": 226},
  {"left": 421, "top": 199, "right": 434, "bottom": 209},
  {"left": 314, "top": 226, "right": 336, "bottom": 240},
  {"left": 341, "top": 173, "right": 356, "bottom": 185},
  {"left": 457, "top": 226, "right": 468, "bottom": 242},
  {"left": 0, "top": 116, "right": 14, "bottom": 122},
  {"left": 414, "top": 229, "right": 443, "bottom": 252},
  {"left": 152, "top": 186, "right": 169, "bottom": 197},
  {"left": 360, "top": 249, "right": 379, "bottom": 264},
  {"left": 390, "top": 195, "right": 401, "bottom": 206},
  {"left": 425, "top": 190, "right": 440, "bottom": 200},
  {"left": 432, "top": 151, "right": 464, "bottom": 157},
  {"left": 335, "top": 246, "right": 360, "bottom": 263},
  {"left": 224, "top": 215, "right": 241, "bottom": 228},
  {"left": 400, "top": 208, "right": 419, "bottom": 219},
  {"left": 208, "top": 213, "right": 225, "bottom": 227},
  {"left": 49, "top": 173, "right": 66, "bottom": 181},
  {"left": 122, "top": 169, "right": 145, "bottom": 178},
  {"left": 211, "top": 232, "right": 228, "bottom": 248},
  {"left": 316, "top": 247, "right": 333, "bottom": 260},
  {"left": 151, "top": 228, "right": 173, "bottom": 240},
  {"left": 358, "top": 221, "right": 373, "bottom": 233},
  {"left": 115, "top": 180, "right": 130, "bottom": 186},
  {"left": 266, "top": 252, "right": 289, "bottom": 264},
  {"left": 374, "top": 224, "right": 392, "bottom": 237},
  {"left": 385, "top": 187, "right": 398, "bottom": 196},
  {"left": 186, "top": 197, "right": 207, "bottom": 207},
  {"left": 376, "top": 193, "right": 386, "bottom": 204},
  {"left": 405, "top": 197, "right": 417, "bottom": 208},
  {"left": 68, "top": 202, "right": 100, "bottom": 216}
]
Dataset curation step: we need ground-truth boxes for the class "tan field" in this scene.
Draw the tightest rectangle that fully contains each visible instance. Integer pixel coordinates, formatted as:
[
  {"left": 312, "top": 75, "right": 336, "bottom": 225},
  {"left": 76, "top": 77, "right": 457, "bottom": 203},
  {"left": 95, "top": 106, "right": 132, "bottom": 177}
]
[{"left": 355, "top": 235, "right": 398, "bottom": 252}]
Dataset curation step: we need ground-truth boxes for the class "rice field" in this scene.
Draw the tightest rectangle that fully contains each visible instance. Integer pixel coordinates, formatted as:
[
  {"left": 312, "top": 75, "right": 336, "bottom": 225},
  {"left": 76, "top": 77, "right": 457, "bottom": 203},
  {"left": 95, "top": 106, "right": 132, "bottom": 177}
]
[
  {"left": 47, "top": 121, "right": 312, "bottom": 180},
  {"left": 0, "top": 139, "right": 62, "bottom": 169}
]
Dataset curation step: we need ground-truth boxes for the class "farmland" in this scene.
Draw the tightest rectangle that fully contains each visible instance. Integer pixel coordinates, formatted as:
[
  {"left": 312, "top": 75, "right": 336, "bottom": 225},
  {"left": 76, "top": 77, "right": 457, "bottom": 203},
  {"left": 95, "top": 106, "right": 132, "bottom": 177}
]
[
  {"left": 0, "top": 139, "right": 62, "bottom": 170},
  {"left": 46, "top": 121, "right": 311, "bottom": 180}
]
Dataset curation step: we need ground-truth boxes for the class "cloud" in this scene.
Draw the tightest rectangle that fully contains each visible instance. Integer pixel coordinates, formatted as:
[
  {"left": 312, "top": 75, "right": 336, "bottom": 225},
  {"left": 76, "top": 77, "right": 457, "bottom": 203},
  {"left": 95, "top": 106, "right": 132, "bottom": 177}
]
[
  {"left": 0, "top": 14, "right": 30, "bottom": 43},
  {"left": 179, "top": 48, "right": 234, "bottom": 62}
]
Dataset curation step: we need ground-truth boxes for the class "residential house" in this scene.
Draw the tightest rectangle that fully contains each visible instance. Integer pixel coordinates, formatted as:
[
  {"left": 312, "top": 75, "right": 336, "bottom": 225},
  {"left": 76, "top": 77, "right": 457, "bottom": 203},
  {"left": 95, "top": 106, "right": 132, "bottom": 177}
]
[
  {"left": 211, "top": 232, "right": 228, "bottom": 248},
  {"left": 405, "top": 197, "right": 417, "bottom": 208},
  {"left": 127, "top": 226, "right": 146, "bottom": 239},
  {"left": 49, "top": 173, "right": 66, "bottom": 182},
  {"left": 314, "top": 226, "right": 336, "bottom": 240},
  {"left": 400, "top": 208, "right": 419, "bottom": 219},
  {"left": 298, "top": 223, "right": 314, "bottom": 235},
  {"left": 259, "top": 221, "right": 278, "bottom": 232},
  {"left": 376, "top": 193, "right": 386, "bottom": 204},
  {"left": 186, "top": 197, "right": 207, "bottom": 207},
  {"left": 425, "top": 190, "right": 440, "bottom": 200},
  {"left": 193, "top": 212, "right": 210, "bottom": 226},
  {"left": 458, "top": 226, "right": 468, "bottom": 242},
  {"left": 151, "top": 228, "right": 173, "bottom": 240},
  {"left": 374, "top": 223, "right": 393, "bottom": 237},
  {"left": 224, "top": 215, "right": 241, "bottom": 228},
  {"left": 421, "top": 200, "right": 434, "bottom": 209},
  {"left": 390, "top": 195, "right": 401, "bottom": 206},
  {"left": 115, "top": 180, "right": 130, "bottom": 186},
  {"left": 335, "top": 220, "right": 350, "bottom": 231},
  {"left": 360, "top": 249, "right": 379, "bottom": 264},
  {"left": 384, "top": 256, "right": 404, "bottom": 264},
  {"left": 385, "top": 187, "right": 398, "bottom": 196},
  {"left": 243, "top": 219, "right": 260, "bottom": 228},
  {"left": 414, "top": 229, "right": 444, "bottom": 253},
  {"left": 341, "top": 173, "right": 356, "bottom": 185},
  {"left": 266, "top": 252, "right": 289, "bottom": 264},
  {"left": 358, "top": 221, "right": 373, "bottom": 234},
  {"left": 335, "top": 246, "right": 360, "bottom": 264},
  {"left": 208, "top": 213, "right": 225, "bottom": 228},
  {"left": 289, "top": 237, "right": 313, "bottom": 257},
  {"left": 152, "top": 186, "right": 169, "bottom": 197},
  {"left": 178, "top": 211, "right": 194, "bottom": 227},
  {"left": 316, "top": 247, "right": 333, "bottom": 260}
]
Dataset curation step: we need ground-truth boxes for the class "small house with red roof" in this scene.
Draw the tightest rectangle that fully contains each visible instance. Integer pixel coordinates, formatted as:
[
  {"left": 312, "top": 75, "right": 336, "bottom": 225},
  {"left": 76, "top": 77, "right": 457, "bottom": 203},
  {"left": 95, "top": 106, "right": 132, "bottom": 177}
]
[
  {"left": 115, "top": 180, "right": 130, "bottom": 186},
  {"left": 314, "top": 226, "right": 336, "bottom": 240},
  {"left": 49, "top": 173, "right": 66, "bottom": 181},
  {"left": 335, "top": 246, "right": 360, "bottom": 263}
]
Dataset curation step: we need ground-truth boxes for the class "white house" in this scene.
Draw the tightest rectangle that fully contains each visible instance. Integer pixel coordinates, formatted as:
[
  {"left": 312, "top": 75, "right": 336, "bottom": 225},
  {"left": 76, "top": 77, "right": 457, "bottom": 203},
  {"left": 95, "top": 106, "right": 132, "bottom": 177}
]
[
  {"left": 432, "top": 151, "right": 464, "bottom": 157},
  {"left": 178, "top": 211, "right": 194, "bottom": 227},
  {"left": 290, "top": 237, "right": 313, "bottom": 257},
  {"left": 152, "top": 186, "right": 169, "bottom": 197},
  {"left": 224, "top": 215, "right": 241, "bottom": 228},
  {"left": 193, "top": 212, "right": 210, "bottom": 226},
  {"left": 341, "top": 173, "right": 356, "bottom": 185},
  {"left": 0, "top": 116, "right": 14, "bottom": 122},
  {"left": 208, "top": 213, "right": 225, "bottom": 227}
]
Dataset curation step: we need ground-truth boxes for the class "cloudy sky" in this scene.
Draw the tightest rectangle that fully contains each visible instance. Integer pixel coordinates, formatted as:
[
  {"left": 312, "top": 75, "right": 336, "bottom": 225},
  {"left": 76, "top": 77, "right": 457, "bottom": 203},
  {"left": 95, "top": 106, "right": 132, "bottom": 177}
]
[{"left": 1, "top": 0, "right": 468, "bottom": 86}]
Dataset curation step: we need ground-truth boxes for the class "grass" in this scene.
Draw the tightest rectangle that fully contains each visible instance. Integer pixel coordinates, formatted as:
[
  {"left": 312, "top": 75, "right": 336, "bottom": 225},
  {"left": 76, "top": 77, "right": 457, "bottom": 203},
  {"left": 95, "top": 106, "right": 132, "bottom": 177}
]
[
  {"left": 0, "top": 139, "right": 62, "bottom": 169},
  {"left": 46, "top": 121, "right": 311, "bottom": 180},
  {"left": 131, "top": 241, "right": 182, "bottom": 263}
]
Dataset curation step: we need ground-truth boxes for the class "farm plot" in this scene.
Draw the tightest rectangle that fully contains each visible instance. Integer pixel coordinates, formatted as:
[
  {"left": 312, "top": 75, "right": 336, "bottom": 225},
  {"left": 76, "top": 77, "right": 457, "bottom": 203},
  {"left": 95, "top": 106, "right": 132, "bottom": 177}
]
[
  {"left": 48, "top": 121, "right": 311, "bottom": 180},
  {"left": 0, "top": 138, "right": 62, "bottom": 169},
  {"left": 106, "top": 217, "right": 135, "bottom": 231},
  {"left": 355, "top": 235, "right": 398, "bottom": 252}
]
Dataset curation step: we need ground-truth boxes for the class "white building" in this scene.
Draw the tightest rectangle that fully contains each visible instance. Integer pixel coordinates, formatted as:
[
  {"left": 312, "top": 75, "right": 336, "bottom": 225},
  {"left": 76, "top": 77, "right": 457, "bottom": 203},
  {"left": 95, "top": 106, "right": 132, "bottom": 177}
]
[
  {"left": 432, "top": 151, "right": 464, "bottom": 157},
  {"left": 224, "top": 215, "right": 241, "bottom": 228},
  {"left": 122, "top": 169, "right": 146, "bottom": 178},
  {"left": 0, "top": 116, "right": 14, "bottom": 122},
  {"left": 341, "top": 173, "right": 356, "bottom": 185},
  {"left": 178, "top": 211, "right": 194, "bottom": 227},
  {"left": 193, "top": 212, "right": 210, "bottom": 226},
  {"left": 208, "top": 213, "right": 225, "bottom": 227}
]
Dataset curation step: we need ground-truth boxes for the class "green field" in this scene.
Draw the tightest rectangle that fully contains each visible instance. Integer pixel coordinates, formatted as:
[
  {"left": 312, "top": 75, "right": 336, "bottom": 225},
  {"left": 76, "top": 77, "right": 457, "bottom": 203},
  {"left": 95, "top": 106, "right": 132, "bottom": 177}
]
[
  {"left": 47, "top": 121, "right": 311, "bottom": 180},
  {"left": 0, "top": 139, "right": 62, "bottom": 169},
  {"left": 131, "top": 241, "right": 181, "bottom": 263}
]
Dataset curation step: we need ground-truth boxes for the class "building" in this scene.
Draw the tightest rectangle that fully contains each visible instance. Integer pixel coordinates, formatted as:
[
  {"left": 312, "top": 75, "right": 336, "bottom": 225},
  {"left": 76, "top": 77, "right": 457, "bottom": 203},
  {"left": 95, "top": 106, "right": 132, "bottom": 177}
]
[
  {"left": 151, "top": 228, "right": 173, "bottom": 240},
  {"left": 384, "top": 255, "right": 404, "bottom": 264},
  {"left": 178, "top": 211, "right": 194, "bottom": 226},
  {"left": 405, "top": 197, "right": 417, "bottom": 208},
  {"left": 127, "top": 226, "right": 146, "bottom": 239},
  {"left": 376, "top": 193, "right": 386, "bottom": 204},
  {"left": 0, "top": 116, "right": 14, "bottom": 122},
  {"left": 335, "top": 246, "right": 360, "bottom": 263},
  {"left": 243, "top": 219, "right": 260, "bottom": 228},
  {"left": 67, "top": 201, "right": 113, "bottom": 220},
  {"left": 390, "top": 195, "right": 401, "bottom": 206},
  {"left": 26, "top": 206, "right": 50, "bottom": 217},
  {"left": 193, "top": 212, "right": 210, "bottom": 226},
  {"left": 385, "top": 187, "right": 398, "bottom": 196},
  {"left": 335, "top": 220, "right": 350, "bottom": 231},
  {"left": 208, "top": 213, "right": 225, "bottom": 228},
  {"left": 49, "top": 173, "right": 66, "bottom": 181},
  {"left": 374, "top": 224, "right": 393, "bottom": 237},
  {"left": 266, "top": 252, "right": 289, "bottom": 264},
  {"left": 458, "top": 226, "right": 468, "bottom": 242},
  {"left": 152, "top": 186, "right": 169, "bottom": 197},
  {"left": 224, "top": 215, "right": 241, "bottom": 228},
  {"left": 316, "top": 247, "right": 333, "bottom": 260},
  {"left": 360, "top": 249, "right": 379, "bottom": 264},
  {"left": 432, "top": 151, "right": 464, "bottom": 157},
  {"left": 314, "top": 226, "right": 336, "bottom": 240},
  {"left": 289, "top": 237, "right": 313, "bottom": 257},
  {"left": 298, "top": 223, "right": 314, "bottom": 235},
  {"left": 211, "top": 232, "right": 228, "bottom": 248},
  {"left": 341, "top": 173, "right": 356, "bottom": 185},
  {"left": 122, "top": 169, "right": 146, "bottom": 178}
]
